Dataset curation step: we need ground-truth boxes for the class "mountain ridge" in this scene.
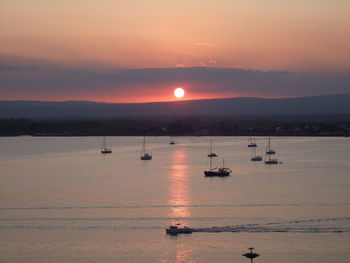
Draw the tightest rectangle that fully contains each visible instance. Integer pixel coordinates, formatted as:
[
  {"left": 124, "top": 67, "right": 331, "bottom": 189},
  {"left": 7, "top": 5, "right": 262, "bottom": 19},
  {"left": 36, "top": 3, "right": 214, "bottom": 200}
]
[{"left": 1, "top": 94, "right": 349, "bottom": 119}]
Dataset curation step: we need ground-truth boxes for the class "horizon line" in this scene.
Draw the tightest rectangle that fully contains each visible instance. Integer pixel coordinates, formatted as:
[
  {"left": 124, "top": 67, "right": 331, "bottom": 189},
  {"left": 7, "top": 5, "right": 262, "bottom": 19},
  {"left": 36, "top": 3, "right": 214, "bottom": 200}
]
[{"left": 1, "top": 93, "right": 349, "bottom": 105}]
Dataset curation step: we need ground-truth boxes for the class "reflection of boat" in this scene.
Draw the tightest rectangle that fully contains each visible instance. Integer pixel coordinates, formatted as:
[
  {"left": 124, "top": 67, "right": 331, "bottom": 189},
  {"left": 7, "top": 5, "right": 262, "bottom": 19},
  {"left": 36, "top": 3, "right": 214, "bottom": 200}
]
[
  {"left": 248, "top": 137, "right": 257, "bottom": 147},
  {"left": 207, "top": 139, "right": 218, "bottom": 157},
  {"left": 165, "top": 225, "right": 193, "bottom": 235},
  {"left": 266, "top": 136, "right": 276, "bottom": 154},
  {"left": 140, "top": 136, "right": 152, "bottom": 160},
  {"left": 251, "top": 146, "right": 262, "bottom": 161},
  {"left": 101, "top": 136, "right": 112, "bottom": 154},
  {"left": 242, "top": 247, "right": 260, "bottom": 262},
  {"left": 204, "top": 158, "right": 231, "bottom": 177}
]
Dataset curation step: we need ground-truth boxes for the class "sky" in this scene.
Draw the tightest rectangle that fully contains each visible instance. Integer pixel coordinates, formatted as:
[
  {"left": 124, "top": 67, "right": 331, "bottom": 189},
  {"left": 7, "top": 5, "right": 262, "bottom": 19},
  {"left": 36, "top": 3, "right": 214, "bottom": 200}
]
[{"left": 1, "top": 0, "right": 350, "bottom": 102}]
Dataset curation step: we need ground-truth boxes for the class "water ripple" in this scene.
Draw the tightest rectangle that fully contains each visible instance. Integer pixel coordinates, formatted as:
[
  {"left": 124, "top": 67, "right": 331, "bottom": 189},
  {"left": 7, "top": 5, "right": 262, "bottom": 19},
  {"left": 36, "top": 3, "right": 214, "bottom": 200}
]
[{"left": 1, "top": 203, "right": 349, "bottom": 211}]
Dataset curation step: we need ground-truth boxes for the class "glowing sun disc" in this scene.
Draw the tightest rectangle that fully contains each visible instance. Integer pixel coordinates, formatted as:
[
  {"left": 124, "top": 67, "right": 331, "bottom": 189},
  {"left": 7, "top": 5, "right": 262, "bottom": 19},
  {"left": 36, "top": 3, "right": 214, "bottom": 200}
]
[{"left": 174, "top": 88, "right": 185, "bottom": 98}]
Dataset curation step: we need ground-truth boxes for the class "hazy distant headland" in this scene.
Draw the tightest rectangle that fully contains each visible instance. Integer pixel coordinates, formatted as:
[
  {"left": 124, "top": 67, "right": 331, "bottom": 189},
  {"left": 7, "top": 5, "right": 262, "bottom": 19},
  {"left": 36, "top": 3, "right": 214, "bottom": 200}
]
[
  {"left": 1, "top": 94, "right": 350, "bottom": 119},
  {"left": 1, "top": 94, "right": 350, "bottom": 136}
]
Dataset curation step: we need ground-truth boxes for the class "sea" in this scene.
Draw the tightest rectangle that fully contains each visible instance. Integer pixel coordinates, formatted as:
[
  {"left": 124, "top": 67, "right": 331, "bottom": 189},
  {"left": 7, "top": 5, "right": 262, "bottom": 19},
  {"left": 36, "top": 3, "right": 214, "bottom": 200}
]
[{"left": 0, "top": 136, "right": 349, "bottom": 263}]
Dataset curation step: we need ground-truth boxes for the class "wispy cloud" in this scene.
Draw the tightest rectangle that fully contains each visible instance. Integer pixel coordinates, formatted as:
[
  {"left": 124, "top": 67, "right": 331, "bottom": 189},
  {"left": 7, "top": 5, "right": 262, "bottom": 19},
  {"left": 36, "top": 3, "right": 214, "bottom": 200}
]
[{"left": 200, "top": 59, "right": 217, "bottom": 67}]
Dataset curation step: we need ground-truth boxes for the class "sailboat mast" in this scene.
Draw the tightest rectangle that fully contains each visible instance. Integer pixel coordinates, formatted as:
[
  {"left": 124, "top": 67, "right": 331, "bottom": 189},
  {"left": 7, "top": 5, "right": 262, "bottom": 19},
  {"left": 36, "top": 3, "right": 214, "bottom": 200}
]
[
  {"left": 102, "top": 136, "right": 106, "bottom": 149},
  {"left": 141, "top": 136, "right": 145, "bottom": 155},
  {"left": 210, "top": 155, "right": 212, "bottom": 171},
  {"left": 210, "top": 139, "right": 212, "bottom": 153}
]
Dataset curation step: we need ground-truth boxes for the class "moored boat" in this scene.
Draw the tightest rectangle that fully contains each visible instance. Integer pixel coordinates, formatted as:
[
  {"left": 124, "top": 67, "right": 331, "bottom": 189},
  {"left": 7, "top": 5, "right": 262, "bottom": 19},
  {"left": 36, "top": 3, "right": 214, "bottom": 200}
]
[
  {"left": 207, "top": 139, "right": 218, "bottom": 157},
  {"left": 250, "top": 145, "right": 262, "bottom": 161},
  {"left": 264, "top": 136, "right": 279, "bottom": 164},
  {"left": 140, "top": 136, "right": 152, "bottom": 160},
  {"left": 101, "top": 136, "right": 112, "bottom": 154},
  {"left": 248, "top": 137, "right": 257, "bottom": 147},
  {"left": 265, "top": 136, "right": 276, "bottom": 154},
  {"left": 204, "top": 158, "right": 231, "bottom": 177}
]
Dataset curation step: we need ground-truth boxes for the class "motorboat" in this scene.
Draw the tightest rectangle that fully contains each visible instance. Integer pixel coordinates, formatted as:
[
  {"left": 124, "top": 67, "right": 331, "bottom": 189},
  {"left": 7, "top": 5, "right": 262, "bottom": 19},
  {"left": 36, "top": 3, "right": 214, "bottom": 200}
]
[{"left": 165, "top": 225, "right": 193, "bottom": 235}]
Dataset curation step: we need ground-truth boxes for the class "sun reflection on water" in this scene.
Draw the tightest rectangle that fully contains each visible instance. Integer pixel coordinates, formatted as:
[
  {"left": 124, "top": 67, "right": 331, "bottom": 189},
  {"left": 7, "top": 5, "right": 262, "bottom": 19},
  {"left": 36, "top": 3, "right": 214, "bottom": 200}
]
[
  {"left": 176, "top": 248, "right": 194, "bottom": 263},
  {"left": 168, "top": 148, "right": 191, "bottom": 226}
]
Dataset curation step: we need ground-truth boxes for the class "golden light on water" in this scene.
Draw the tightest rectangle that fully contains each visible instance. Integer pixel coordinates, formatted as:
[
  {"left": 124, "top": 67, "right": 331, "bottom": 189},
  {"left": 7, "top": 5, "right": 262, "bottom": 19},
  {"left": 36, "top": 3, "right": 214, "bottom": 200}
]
[{"left": 168, "top": 148, "right": 191, "bottom": 225}]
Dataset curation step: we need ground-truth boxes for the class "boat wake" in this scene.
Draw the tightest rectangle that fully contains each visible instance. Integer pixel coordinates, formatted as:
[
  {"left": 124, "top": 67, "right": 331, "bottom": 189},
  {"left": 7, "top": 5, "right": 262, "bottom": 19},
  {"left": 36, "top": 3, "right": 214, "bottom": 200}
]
[{"left": 192, "top": 217, "right": 350, "bottom": 234}]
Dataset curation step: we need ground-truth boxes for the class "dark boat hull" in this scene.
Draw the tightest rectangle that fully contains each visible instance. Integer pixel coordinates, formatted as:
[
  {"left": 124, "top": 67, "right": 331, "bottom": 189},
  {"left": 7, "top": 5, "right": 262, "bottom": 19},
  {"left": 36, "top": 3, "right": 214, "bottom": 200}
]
[
  {"left": 101, "top": 150, "right": 112, "bottom": 154},
  {"left": 242, "top": 252, "right": 260, "bottom": 259},
  {"left": 248, "top": 144, "right": 257, "bottom": 147},
  {"left": 265, "top": 159, "right": 278, "bottom": 164},
  {"left": 251, "top": 156, "right": 262, "bottom": 161},
  {"left": 166, "top": 228, "right": 192, "bottom": 235},
  {"left": 140, "top": 155, "right": 152, "bottom": 160},
  {"left": 204, "top": 171, "right": 230, "bottom": 177}
]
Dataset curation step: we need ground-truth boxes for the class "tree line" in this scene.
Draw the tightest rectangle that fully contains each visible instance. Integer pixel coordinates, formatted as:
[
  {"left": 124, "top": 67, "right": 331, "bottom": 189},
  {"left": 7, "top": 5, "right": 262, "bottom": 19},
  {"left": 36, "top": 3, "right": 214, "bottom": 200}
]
[{"left": 0, "top": 117, "right": 349, "bottom": 136}]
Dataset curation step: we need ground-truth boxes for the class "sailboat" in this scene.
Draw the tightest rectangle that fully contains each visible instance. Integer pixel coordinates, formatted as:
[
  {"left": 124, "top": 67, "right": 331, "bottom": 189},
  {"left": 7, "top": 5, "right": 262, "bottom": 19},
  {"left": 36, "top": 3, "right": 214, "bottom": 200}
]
[
  {"left": 265, "top": 136, "right": 276, "bottom": 154},
  {"left": 207, "top": 139, "right": 218, "bottom": 157},
  {"left": 265, "top": 154, "right": 278, "bottom": 164},
  {"left": 248, "top": 137, "right": 257, "bottom": 147},
  {"left": 204, "top": 158, "right": 231, "bottom": 177},
  {"left": 265, "top": 136, "right": 278, "bottom": 164},
  {"left": 101, "top": 136, "right": 112, "bottom": 154},
  {"left": 251, "top": 146, "right": 262, "bottom": 161},
  {"left": 140, "top": 136, "right": 152, "bottom": 160},
  {"left": 169, "top": 137, "right": 176, "bottom": 145}
]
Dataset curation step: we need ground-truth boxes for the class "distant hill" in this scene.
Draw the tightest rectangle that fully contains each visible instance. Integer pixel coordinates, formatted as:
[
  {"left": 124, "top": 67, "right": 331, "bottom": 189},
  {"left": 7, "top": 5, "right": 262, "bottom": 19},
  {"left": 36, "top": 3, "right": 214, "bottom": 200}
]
[{"left": 0, "top": 94, "right": 350, "bottom": 119}]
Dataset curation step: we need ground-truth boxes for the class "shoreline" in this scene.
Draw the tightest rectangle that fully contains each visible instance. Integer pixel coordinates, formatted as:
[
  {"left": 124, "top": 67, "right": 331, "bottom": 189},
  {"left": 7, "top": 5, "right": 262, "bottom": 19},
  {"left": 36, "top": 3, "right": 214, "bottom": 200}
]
[
  {"left": 1, "top": 134, "right": 349, "bottom": 137},
  {"left": 1, "top": 118, "right": 349, "bottom": 137}
]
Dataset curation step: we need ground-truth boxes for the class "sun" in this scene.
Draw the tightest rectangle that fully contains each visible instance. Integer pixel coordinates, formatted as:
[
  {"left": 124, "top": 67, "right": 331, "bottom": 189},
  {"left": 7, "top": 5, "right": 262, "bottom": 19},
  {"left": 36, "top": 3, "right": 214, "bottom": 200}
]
[{"left": 174, "top": 87, "right": 185, "bottom": 98}]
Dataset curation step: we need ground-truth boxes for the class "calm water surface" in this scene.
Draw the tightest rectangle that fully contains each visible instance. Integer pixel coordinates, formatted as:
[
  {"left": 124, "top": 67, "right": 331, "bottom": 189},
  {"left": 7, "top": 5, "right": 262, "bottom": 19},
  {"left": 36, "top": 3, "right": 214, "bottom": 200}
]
[{"left": 0, "top": 136, "right": 349, "bottom": 263}]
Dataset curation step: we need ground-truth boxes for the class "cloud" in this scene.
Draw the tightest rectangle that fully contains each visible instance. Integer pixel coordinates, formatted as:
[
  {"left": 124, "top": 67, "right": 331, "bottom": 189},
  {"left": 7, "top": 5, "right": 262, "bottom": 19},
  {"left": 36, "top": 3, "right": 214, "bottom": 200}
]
[
  {"left": 200, "top": 59, "right": 218, "bottom": 67},
  {"left": 0, "top": 55, "right": 349, "bottom": 102}
]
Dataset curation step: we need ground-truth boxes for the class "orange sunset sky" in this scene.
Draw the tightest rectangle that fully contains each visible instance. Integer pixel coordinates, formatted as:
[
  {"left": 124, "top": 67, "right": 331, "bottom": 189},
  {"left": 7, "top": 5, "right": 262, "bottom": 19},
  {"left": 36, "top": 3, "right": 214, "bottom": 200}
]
[{"left": 1, "top": 0, "right": 350, "bottom": 102}]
